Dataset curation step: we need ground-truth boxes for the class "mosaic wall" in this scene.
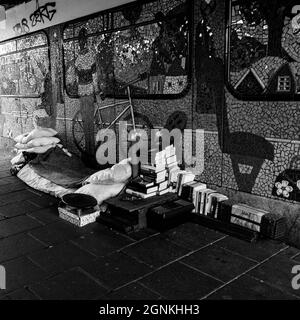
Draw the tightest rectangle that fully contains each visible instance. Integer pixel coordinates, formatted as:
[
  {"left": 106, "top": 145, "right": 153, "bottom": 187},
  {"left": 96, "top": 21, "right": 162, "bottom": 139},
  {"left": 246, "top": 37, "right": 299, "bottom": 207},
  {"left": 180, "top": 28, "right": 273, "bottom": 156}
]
[
  {"left": 194, "top": 0, "right": 300, "bottom": 204},
  {"left": 63, "top": 0, "right": 190, "bottom": 98},
  {"left": 0, "top": 0, "right": 299, "bottom": 207},
  {"left": 0, "top": 32, "right": 49, "bottom": 97},
  {"left": 0, "top": 32, "right": 50, "bottom": 145},
  {"left": 228, "top": 0, "right": 300, "bottom": 100}
]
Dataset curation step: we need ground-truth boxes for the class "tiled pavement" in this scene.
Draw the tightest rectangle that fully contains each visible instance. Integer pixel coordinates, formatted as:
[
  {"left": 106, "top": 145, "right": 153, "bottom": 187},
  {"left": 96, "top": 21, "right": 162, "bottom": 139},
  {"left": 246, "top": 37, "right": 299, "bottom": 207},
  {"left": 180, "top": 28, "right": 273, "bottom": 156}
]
[{"left": 0, "top": 157, "right": 300, "bottom": 300}]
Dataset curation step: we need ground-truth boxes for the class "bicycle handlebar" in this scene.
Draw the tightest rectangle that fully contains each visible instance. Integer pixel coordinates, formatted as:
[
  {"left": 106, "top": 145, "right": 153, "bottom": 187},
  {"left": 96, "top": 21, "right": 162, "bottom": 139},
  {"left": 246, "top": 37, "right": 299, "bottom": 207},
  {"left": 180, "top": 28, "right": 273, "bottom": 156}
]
[{"left": 119, "top": 72, "right": 148, "bottom": 89}]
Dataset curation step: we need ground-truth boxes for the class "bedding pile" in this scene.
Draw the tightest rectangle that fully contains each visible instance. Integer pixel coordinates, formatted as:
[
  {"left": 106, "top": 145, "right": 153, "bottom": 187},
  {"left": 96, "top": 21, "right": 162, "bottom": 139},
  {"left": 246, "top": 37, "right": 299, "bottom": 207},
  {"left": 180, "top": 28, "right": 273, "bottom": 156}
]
[{"left": 11, "top": 127, "right": 133, "bottom": 204}]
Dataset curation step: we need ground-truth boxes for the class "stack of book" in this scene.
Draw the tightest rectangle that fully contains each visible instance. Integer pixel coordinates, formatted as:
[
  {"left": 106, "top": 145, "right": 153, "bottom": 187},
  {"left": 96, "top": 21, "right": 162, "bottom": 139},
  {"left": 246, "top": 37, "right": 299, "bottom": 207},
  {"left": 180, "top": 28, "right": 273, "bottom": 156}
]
[
  {"left": 165, "top": 145, "right": 180, "bottom": 192},
  {"left": 230, "top": 204, "right": 269, "bottom": 232},
  {"left": 125, "top": 149, "right": 169, "bottom": 199},
  {"left": 180, "top": 183, "right": 228, "bottom": 217}
]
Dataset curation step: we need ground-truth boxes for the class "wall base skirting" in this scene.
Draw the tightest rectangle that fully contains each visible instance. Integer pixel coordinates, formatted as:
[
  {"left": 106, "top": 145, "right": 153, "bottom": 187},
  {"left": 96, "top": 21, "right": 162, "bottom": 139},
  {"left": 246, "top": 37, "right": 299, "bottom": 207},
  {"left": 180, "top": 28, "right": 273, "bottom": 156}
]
[{"left": 208, "top": 184, "right": 300, "bottom": 248}]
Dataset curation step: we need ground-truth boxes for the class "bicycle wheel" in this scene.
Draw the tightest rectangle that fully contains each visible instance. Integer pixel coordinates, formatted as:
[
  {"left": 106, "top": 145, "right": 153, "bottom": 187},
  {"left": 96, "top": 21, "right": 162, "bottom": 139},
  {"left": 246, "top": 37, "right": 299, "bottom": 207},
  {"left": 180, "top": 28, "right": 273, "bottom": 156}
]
[
  {"left": 72, "top": 109, "right": 104, "bottom": 155},
  {"left": 72, "top": 110, "right": 86, "bottom": 154}
]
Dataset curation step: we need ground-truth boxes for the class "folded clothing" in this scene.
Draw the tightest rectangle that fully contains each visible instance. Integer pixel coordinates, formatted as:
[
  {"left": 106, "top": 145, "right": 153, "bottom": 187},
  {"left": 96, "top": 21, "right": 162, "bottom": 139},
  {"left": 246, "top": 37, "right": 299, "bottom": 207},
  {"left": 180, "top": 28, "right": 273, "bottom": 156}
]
[
  {"left": 11, "top": 152, "right": 25, "bottom": 166},
  {"left": 84, "top": 158, "right": 132, "bottom": 185},
  {"left": 75, "top": 183, "right": 125, "bottom": 205},
  {"left": 14, "top": 127, "right": 60, "bottom": 156},
  {"left": 25, "top": 144, "right": 56, "bottom": 154},
  {"left": 14, "top": 127, "right": 58, "bottom": 144},
  {"left": 27, "top": 136, "right": 60, "bottom": 147}
]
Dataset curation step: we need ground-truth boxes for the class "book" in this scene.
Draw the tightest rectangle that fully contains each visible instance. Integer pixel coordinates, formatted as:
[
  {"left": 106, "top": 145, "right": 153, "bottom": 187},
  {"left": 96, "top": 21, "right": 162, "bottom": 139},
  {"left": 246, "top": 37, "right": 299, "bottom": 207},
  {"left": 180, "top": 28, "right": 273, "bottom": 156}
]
[
  {"left": 166, "top": 154, "right": 177, "bottom": 165},
  {"left": 230, "top": 216, "right": 261, "bottom": 232},
  {"left": 166, "top": 161, "right": 179, "bottom": 170},
  {"left": 207, "top": 193, "right": 229, "bottom": 218},
  {"left": 174, "top": 171, "right": 187, "bottom": 193},
  {"left": 140, "top": 169, "right": 167, "bottom": 182},
  {"left": 127, "top": 184, "right": 158, "bottom": 194},
  {"left": 168, "top": 166, "right": 181, "bottom": 184},
  {"left": 141, "top": 163, "right": 165, "bottom": 174},
  {"left": 125, "top": 188, "right": 157, "bottom": 199},
  {"left": 230, "top": 204, "right": 268, "bottom": 232},
  {"left": 203, "top": 190, "right": 217, "bottom": 216},
  {"left": 198, "top": 189, "right": 214, "bottom": 215},
  {"left": 157, "top": 180, "right": 168, "bottom": 191},
  {"left": 157, "top": 188, "right": 170, "bottom": 196},
  {"left": 155, "top": 150, "right": 166, "bottom": 162},
  {"left": 165, "top": 145, "right": 176, "bottom": 158},
  {"left": 177, "top": 172, "right": 195, "bottom": 196},
  {"left": 189, "top": 182, "right": 207, "bottom": 213},
  {"left": 129, "top": 176, "right": 154, "bottom": 189}
]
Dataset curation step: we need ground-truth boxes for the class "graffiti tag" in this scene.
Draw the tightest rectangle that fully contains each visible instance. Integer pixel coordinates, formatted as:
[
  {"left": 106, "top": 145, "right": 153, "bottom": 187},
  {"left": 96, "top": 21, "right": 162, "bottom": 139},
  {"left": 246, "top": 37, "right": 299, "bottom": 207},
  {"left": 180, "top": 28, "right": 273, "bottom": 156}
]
[
  {"left": 13, "top": 2, "right": 56, "bottom": 35},
  {"left": 30, "top": 2, "right": 57, "bottom": 27}
]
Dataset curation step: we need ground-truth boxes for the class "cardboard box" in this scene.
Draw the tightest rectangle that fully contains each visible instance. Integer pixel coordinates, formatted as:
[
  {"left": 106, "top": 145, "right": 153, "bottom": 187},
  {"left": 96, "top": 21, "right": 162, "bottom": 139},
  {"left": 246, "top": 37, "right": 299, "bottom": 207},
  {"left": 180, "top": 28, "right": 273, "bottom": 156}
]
[{"left": 58, "top": 206, "right": 100, "bottom": 227}]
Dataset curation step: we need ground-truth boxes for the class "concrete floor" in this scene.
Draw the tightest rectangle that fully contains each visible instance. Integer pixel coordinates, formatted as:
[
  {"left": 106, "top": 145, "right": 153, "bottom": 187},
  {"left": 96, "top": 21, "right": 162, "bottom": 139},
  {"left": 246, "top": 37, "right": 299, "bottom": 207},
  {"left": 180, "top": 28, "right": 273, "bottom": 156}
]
[{"left": 0, "top": 155, "right": 300, "bottom": 300}]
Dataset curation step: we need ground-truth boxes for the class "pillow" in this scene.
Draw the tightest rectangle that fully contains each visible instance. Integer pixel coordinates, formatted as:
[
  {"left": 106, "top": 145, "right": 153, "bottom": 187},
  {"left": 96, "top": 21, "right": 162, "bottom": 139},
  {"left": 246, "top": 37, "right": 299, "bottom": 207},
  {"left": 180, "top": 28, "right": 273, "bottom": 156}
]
[
  {"left": 25, "top": 144, "right": 55, "bottom": 154},
  {"left": 75, "top": 183, "right": 125, "bottom": 205},
  {"left": 14, "top": 132, "right": 29, "bottom": 143},
  {"left": 11, "top": 152, "right": 25, "bottom": 165},
  {"left": 85, "top": 168, "right": 114, "bottom": 185},
  {"left": 111, "top": 162, "right": 132, "bottom": 183},
  {"left": 22, "top": 127, "right": 58, "bottom": 144},
  {"left": 27, "top": 136, "right": 60, "bottom": 147},
  {"left": 15, "top": 142, "right": 30, "bottom": 149},
  {"left": 84, "top": 159, "right": 132, "bottom": 185}
]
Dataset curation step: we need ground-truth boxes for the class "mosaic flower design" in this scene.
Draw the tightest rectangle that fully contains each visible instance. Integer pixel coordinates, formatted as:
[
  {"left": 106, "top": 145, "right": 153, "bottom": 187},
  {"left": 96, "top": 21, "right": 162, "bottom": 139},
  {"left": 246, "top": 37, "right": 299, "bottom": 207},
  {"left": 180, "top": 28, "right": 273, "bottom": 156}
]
[{"left": 275, "top": 180, "right": 293, "bottom": 198}]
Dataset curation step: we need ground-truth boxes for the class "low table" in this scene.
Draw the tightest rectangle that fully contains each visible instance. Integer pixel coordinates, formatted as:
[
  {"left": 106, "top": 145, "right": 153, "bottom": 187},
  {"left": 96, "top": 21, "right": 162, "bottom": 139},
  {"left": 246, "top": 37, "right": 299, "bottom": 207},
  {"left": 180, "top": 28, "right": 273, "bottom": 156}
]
[{"left": 102, "top": 192, "right": 178, "bottom": 231}]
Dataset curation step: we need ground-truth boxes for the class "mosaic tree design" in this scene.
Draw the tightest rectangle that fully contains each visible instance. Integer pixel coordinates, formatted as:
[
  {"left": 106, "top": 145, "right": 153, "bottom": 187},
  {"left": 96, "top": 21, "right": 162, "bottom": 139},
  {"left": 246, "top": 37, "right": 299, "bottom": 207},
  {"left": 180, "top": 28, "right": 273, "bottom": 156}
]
[
  {"left": 196, "top": 0, "right": 275, "bottom": 193},
  {"left": 228, "top": 0, "right": 300, "bottom": 99},
  {"left": 63, "top": 0, "right": 191, "bottom": 98},
  {"left": 0, "top": 32, "right": 49, "bottom": 97}
]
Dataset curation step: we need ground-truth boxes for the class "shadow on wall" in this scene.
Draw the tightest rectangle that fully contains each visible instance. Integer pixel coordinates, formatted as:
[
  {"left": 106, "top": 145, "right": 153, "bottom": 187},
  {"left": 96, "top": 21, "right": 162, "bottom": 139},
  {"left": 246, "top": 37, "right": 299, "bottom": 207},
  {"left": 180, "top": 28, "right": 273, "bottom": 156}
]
[{"left": 195, "top": 0, "right": 274, "bottom": 193}]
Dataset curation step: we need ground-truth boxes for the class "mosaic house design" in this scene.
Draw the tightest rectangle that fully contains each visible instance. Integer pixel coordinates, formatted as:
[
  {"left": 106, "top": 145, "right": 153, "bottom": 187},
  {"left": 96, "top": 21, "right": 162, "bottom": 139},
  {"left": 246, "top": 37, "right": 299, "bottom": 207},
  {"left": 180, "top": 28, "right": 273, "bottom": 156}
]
[
  {"left": 227, "top": 0, "right": 300, "bottom": 100},
  {"left": 63, "top": 0, "right": 190, "bottom": 98},
  {"left": 0, "top": 32, "right": 50, "bottom": 97}
]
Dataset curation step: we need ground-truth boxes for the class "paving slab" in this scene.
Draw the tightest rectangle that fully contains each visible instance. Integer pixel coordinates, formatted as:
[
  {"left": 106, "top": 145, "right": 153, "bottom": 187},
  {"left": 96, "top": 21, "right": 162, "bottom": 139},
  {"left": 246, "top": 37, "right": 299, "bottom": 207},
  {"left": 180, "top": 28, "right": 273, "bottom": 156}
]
[
  {"left": 30, "top": 268, "right": 107, "bottom": 300},
  {"left": 182, "top": 244, "right": 257, "bottom": 282},
  {"left": 140, "top": 262, "right": 222, "bottom": 300},
  {"left": 122, "top": 235, "right": 190, "bottom": 268},
  {"left": 28, "top": 242, "right": 95, "bottom": 275},
  {"left": 81, "top": 252, "right": 152, "bottom": 290}
]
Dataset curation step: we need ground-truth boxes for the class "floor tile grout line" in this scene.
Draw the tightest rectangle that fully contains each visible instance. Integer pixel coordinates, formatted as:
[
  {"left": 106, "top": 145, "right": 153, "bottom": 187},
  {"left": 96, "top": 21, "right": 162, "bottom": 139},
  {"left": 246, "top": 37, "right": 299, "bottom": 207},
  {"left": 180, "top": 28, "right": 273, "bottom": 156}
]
[
  {"left": 164, "top": 234, "right": 229, "bottom": 252},
  {"left": 116, "top": 232, "right": 162, "bottom": 251},
  {"left": 199, "top": 245, "right": 291, "bottom": 300},
  {"left": 135, "top": 281, "right": 168, "bottom": 300},
  {"left": 25, "top": 286, "right": 43, "bottom": 300},
  {"left": 114, "top": 235, "right": 228, "bottom": 293},
  {"left": 76, "top": 266, "right": 112, "bottom": 292},
  {"left": 179, "top": 261, "right": 225, "bottom": 284},
  {"left": 70, "top": 239, "right": 102, "bottom": 259},
  {"left": 0, "top": 224, "right": 43, "bottom": 241},
  {"left": 216, "top": 245, "right": 260, "bottom": 264},
  {"left": 120, "top": 234, "right": 229, "bottom": 270},
  {"left": 27, "top": 232, "right": 51, "bottom": 248}
]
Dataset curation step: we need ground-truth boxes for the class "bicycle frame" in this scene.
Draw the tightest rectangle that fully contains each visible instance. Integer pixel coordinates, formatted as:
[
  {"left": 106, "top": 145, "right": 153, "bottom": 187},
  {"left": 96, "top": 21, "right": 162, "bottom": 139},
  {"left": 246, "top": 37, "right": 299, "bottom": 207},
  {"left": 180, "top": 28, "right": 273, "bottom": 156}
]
[{"left": 95, "top": 86, "right": 136, "bottom": 142}]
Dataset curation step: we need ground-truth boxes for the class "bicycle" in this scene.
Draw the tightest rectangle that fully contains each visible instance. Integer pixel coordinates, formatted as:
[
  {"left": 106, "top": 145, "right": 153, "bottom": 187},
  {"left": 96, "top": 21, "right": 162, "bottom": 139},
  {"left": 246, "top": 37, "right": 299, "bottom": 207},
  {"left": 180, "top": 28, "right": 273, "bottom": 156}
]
[{"left": 72, "top": 74, "right": 153, "bottom": 159}]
